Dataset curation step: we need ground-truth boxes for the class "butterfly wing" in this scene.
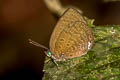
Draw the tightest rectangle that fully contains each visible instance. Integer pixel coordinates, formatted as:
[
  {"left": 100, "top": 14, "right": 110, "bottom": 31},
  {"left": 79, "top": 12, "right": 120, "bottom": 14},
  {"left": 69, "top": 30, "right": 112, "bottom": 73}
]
[{"left": 50, "top": 8, "right": 93, "bottom": 60}]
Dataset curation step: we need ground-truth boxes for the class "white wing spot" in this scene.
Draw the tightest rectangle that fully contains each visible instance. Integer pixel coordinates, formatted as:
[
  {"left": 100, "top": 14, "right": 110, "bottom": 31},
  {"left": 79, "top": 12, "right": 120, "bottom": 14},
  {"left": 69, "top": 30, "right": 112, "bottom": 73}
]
[{"left": 88, "top": 42, "right": 91, "bottom": 50}]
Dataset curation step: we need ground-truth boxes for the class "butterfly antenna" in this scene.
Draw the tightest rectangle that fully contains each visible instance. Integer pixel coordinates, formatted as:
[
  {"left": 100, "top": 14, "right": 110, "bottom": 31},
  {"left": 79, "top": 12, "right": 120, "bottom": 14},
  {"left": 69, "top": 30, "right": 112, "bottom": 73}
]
[{"left": 28, "top": 39, "right": 49, "bottom": 50}]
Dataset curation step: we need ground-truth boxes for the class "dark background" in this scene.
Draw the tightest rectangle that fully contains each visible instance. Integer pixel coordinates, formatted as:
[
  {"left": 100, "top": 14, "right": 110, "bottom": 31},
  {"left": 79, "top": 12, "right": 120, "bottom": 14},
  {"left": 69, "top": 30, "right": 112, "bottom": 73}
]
[{"left": 0, "top": 0, "right": 120, "bottom": 80}]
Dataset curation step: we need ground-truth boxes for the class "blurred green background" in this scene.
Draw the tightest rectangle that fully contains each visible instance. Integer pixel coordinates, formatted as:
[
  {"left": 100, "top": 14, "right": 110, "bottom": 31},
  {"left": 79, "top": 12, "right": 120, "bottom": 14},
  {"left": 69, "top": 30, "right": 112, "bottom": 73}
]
[{"left": 0, "top": 0, "right": 120, "bottom": 80}]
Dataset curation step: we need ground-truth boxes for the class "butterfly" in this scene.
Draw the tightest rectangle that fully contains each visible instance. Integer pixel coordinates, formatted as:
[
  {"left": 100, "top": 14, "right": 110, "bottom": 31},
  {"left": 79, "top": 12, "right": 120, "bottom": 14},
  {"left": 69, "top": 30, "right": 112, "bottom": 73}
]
[{"left": 29, "top": 8, "right": 94, "bottom": 66}]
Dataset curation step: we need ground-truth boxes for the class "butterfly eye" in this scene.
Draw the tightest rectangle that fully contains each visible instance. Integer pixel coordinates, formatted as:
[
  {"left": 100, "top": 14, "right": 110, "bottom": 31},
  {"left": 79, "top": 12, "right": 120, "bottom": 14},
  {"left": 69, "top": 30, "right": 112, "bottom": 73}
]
[{"left": 48, "top": 51, "right": 52, "bottom": 56}]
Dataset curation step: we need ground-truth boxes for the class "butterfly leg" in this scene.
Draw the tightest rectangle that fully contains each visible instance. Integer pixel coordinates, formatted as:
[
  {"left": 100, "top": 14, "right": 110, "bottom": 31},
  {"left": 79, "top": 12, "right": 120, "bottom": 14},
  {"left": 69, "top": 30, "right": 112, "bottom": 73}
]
[
  {"left": 53, "top": 59, "right": 58, "bottom": 66},
  {"left": 53, "top": 60, "right": 61, "bottom": 69}
]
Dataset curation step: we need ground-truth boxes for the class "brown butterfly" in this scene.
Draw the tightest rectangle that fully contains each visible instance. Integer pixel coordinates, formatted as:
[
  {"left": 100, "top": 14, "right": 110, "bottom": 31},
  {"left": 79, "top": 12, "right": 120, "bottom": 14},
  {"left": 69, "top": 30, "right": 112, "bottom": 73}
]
[{"left": 29, "top": 8, "right": 94, "bottom": 65}]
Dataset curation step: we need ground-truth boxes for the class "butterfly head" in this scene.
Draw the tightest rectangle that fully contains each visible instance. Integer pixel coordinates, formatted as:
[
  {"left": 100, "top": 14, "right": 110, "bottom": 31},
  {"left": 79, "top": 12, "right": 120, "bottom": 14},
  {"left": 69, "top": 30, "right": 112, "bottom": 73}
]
[
  {"left": 44, "top": 50, "right": 57, "bottom": 60},
  {"left": 44, "top": 50, "right": 52, "bottom": 57},
  {"left": 44, "top": 50, "right": 66, "bottom": 62}
]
